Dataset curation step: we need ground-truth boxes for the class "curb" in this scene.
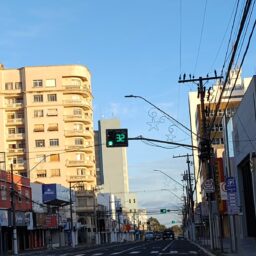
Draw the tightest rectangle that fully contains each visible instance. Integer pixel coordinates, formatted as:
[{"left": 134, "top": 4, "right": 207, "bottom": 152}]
[{"left": 190, "top": 240, "right": 217, "bottom": 256}]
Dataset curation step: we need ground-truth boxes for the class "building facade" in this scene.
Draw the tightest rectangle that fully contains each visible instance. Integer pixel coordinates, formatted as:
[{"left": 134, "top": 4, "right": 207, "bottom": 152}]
[{"left": 0, "top": 64, "right": 96, "bottom": 190}]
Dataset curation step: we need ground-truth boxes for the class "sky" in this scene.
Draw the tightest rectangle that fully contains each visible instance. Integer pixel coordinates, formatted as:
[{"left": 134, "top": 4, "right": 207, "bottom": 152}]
[{"left": 0, "top": 0, "right": 256, "bottom": 227}]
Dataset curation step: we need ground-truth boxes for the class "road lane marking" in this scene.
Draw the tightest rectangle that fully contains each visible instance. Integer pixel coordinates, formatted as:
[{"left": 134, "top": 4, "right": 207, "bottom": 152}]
[
  {"left": 150, "top": 251, "right": 159, "bottom": 254},
  {"left": 75, "top": 254, "right": 85, "bottom": 256},
  {"left": 189, "top": 251, "right": 198, "bottom": 254},
  {"left": 162, "top": 240, "right": 175, "bottom": 251},
  {"left": 92, "top": 254, "right": 104, "bottom": 256},
  {"left": 110, "top": 244, "right": 143, "bottom": 255},
  {"left": 129, "top": 252, "right": 140, "bottom": 254},
  {"left": 169, "top": 251, "right": 178, "bottom": 254}
]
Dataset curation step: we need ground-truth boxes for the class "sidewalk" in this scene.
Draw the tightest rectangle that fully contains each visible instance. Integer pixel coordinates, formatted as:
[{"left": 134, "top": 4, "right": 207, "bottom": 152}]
[{"left": 193, "top": 237, "right": 256, "bottom": 256}]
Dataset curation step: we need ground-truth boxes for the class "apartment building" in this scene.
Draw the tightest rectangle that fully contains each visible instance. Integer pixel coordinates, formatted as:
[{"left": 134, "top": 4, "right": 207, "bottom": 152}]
[{"left": 0, "top": 64, "right": 96, "bottom": 189}]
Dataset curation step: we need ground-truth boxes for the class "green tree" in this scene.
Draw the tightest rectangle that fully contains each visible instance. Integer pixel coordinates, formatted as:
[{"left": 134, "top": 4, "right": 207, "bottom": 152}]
[
  {"left": 147, "top": 217, "right": 166, "bottom": 232},
  {"left": 171, "top": 225, "right": 183, "bottom": 236}
]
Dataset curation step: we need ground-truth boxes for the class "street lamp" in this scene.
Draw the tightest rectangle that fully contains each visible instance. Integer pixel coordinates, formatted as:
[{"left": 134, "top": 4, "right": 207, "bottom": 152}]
[{"left": 124, "top": 95, "right": 193, "bottom": 135}]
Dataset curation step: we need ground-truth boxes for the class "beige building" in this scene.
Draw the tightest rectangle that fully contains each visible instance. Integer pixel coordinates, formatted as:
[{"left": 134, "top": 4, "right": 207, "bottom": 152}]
[{"left": 0, "top": 64, "right": 96, "bottom": 190}]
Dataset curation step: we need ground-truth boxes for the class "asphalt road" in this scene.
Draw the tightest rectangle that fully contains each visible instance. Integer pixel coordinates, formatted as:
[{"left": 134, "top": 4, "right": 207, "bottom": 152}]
[{"left": 20, "top": 239, "right": 211, "bottom": 256}]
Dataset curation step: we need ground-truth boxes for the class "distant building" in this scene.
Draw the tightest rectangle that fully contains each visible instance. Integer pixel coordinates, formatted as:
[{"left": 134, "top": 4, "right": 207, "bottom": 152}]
[{"left": 95, "top": 119, "right": 130, "bottom": 209}]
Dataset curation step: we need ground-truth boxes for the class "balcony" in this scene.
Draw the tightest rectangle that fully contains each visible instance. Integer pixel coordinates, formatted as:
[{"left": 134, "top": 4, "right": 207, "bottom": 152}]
[
  {"left": 6, "top": 118, "right": 24, "bottom": 125},
  {"left": 12, "top": 162, "right": 27, "bottom": 171},
  {"left": 7, "top": 133, "right": 25, "bottom": 140},
  {"left": 8, "top": 148, "right": 25, "bottom": 154},
  {"left": 67, "top": 175, "right": 95, "bottom": 183},
  {"left": 63, "top": 115, "right": 91, "bottom": 124},
  {"left": 63, "top": 100, "right": 91, "bottom": 110},
  {"left": 66, "top": 160, "right": 86, "bottom": 167},
  {"left": 5, "top": 103, "right": 23, "bottom": 109},
  {"left": 64, "top": 130, "right": 93, "bottom": 138},
  {"left": 63, "top": 85, "right": 91, "bottom": 96}
]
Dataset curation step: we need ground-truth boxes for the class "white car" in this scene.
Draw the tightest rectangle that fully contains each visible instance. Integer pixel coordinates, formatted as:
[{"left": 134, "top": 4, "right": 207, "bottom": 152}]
[{"left": 144, "top": 231, "right": 154, "bottom": 241}]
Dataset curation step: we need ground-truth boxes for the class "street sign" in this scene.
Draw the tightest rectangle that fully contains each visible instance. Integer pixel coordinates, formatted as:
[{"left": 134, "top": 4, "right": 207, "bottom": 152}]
[
  {"left": 220, "top": 182, "right": 227, "bottom": 200},
  {"left": 226, "top": 177, "right": 236, "bottom": 193},
  {"left": 226, "top": 177, "right": 239, "bottom": 215},
  {"left": 204, "top": 179, "right": 215, "bottom": 193}
]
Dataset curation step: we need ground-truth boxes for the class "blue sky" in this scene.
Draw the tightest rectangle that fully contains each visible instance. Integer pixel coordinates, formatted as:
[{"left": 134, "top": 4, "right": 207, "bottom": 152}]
[{"left": 1, "top": 0, "right": 256, "bottom": 226}]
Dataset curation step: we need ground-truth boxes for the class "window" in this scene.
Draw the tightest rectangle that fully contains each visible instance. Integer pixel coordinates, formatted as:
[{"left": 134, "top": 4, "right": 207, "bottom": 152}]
[
  {"left": 15, "top": 82, "right": 22, "bottom": 89},
  {"left": 46, "top": 79, "right": 56, "bottom": 87},
  {"left": 16, "top": 112, "right": 24, "bottom": 118},
  {"left": 50, "top": 139, "right": 59, "bottom": 147},
  {"left": 73, "top": 108, "right": 82, "bottom": 115},
  {"left": 5, "top": 82, "right": 13, "bottom": 90},
  {"left": 35, "top": 140, "right": 45, "bottom": 147},
  {"left": 74, "top": 123, "right": 83, "bottom": 131},
  {"left": 50, "top": 154, "right": 60, "bottom": 162},
  {"left": 34, "top": 95, "right": 43, "bottom": 102},
  {"left": 18, "top": 190, "right": 22, "bottom": 203},
  {"left": 16, "top": 98, "right": 23, "bottom": 104},
  {"left": 51, "top": 169, "right": 60, "bottom": 177},
  {"left": 77, "top": 168, "right": 86, "bottom": 175},
  {"left": 37, "top": 170, "right": 47, "bottom": 178},
  {"left": 34, "top": 124, "right": 44, "bottom": 132},
  {"left": 48, "top": 123, "right": 58, "bottom": 131},
  {"left": 17, "top": 127, "right": 25, "bottom": 133},
  {"left": 33, "top": 80, "right": 43, "bottom": 87},
  {"left": 1, "top": 185, "right": 7, "bottom": 200},
  {"left": 75, "top": 138, "right": 83, "bottom": 145},
  {"left": 8, "top": 128, "right": 15, "bottom": 134},
  {"left": 34, "top": 110, "right": 44, "bottom": 117},
  {"left": 47, "top": 108, "right": 58, "bottom": 116},
  {"left": 17, "top": 141, "right": 25, "bottom": 149},
  {"left": 47, "top": 94, "right": 57, "bottom": 102}
]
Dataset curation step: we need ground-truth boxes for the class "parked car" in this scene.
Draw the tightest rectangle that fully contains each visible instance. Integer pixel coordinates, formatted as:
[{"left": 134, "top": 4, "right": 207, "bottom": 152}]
[
  {"left": 162, "top": 230, "right": 174, "bottom": 240},
  {"left": 154, "top": 232, "right": 162, "bottom": 240},
  {"left": 144, "top": 231, "right": 154, "bottom": 241}
]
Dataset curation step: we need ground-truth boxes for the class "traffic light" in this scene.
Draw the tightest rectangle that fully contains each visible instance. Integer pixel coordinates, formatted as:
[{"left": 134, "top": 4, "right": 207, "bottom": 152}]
[
  {"left": 160, "top": 209, "right": 167, "bottom": 214},
  {"left": 106, "top": 129, "right": 128, "bottom": 147}
]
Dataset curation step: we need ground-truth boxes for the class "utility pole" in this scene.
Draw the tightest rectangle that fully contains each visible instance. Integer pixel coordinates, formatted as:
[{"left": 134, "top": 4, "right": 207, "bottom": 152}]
[
  {"left": 173, "top": 154, "right": 194, "bottom": 240},
  {"left": 10, "top": 163, "right": 18, "bottom": 255},
  {"left": 179, "top": 74, "right": 223, "bottom": 249}
]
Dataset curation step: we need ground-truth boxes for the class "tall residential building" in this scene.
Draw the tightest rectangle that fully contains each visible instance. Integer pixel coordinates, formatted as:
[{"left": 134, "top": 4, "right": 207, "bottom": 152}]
[
  {"left": 188, "top": 69, "right": 251, "bottom": 202},
  {"left": 95, "top": 119, "right": 134, "bottom": 212},
  {"left": 0, "top": 64, "right": 96, "bottom": 190}
]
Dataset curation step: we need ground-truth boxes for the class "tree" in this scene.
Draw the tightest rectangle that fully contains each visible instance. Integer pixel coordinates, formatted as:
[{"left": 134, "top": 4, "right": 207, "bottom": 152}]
[
  {"left": 171, "top": 225, "right": 183, "bottom": 236},
  {"left": 147, "top": 217, "right": 166, "bottom": 232}
]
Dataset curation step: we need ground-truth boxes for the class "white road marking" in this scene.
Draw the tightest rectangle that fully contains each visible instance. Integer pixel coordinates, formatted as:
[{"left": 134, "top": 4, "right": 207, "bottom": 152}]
[
  {"left": 92, "top": 254, "right": 104, "bottom": 256},
  {"left": 129, "top": 252, "right": 140, "bottom": 254},
  {"left": 150, "top": 251, "right": 159, "bottom": 254},
  {"left": 75, "top": 254, "right": 85, "bottom": 256},
  {"left": 189, "top": 251, "right": 198, "bottom": 254},
  {"left": 169, "top": 251, "right": 178, "bottom": 254}
]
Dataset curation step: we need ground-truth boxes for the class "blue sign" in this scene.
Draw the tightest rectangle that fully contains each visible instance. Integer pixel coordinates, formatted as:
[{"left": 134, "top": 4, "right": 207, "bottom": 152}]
[
  {"left": 226, "top": 177, "right": 236, "bottom": 193},
  {"left": 42, "top": 184, "right": 57, "bottom": 203}
]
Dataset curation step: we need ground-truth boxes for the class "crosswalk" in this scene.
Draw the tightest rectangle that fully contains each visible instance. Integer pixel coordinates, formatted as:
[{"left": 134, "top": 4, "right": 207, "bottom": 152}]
[{"left": 74, "top": 250, "right": 199, "bottom": 255}]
